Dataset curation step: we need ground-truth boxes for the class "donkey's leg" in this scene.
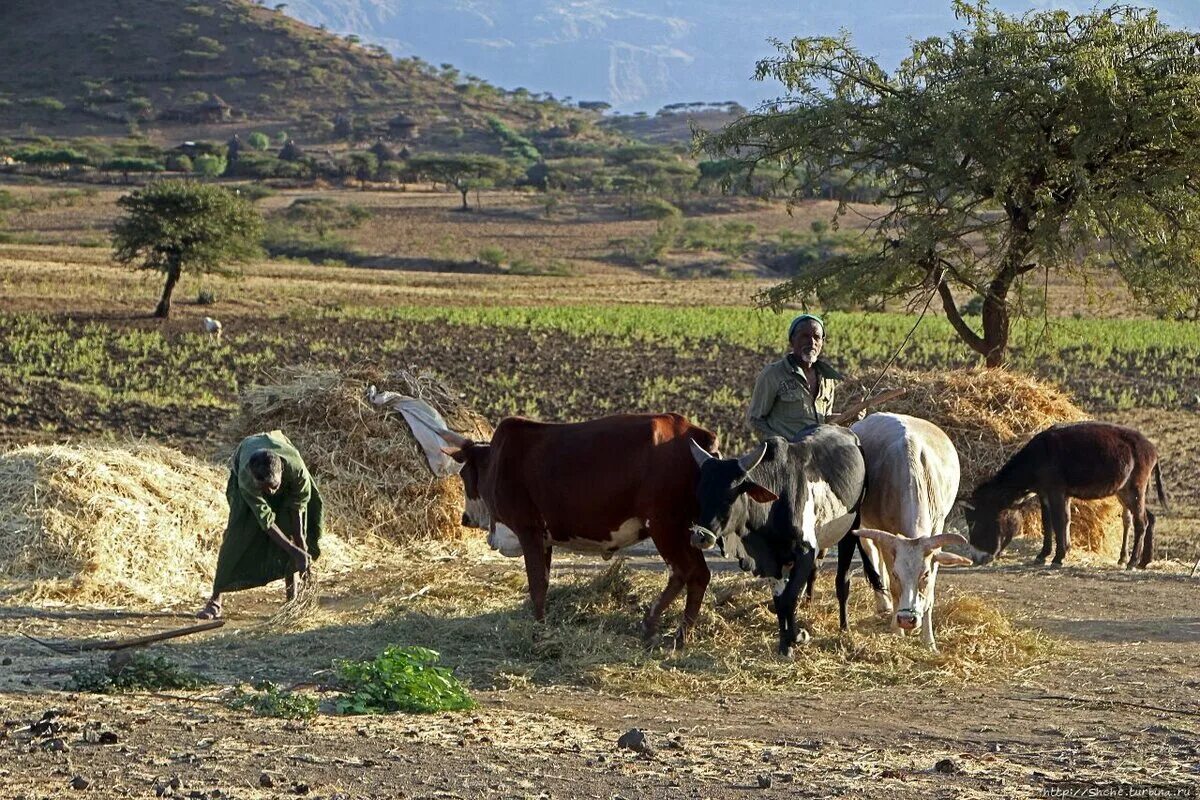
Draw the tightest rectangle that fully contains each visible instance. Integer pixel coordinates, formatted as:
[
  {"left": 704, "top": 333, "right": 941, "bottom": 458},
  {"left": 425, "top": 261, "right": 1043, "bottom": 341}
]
[
  {"left": 1137, "top": 509, "right": 1155, "bottom": 569},
  {"left": 1036, "top": 495, "right": 1054, "bottom": 563},
  {"left": 1048, "top": 492, "right": 1071, "bottom": 566},
  {"left": 1119, "top": 507, "right": 1132, "bottom": 567}
]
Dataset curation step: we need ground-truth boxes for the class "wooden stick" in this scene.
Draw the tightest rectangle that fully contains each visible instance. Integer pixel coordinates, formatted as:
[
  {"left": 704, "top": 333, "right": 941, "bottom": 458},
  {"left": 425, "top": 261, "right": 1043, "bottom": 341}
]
[
  {"left": 827, "top": 388, "right": 910, "bottom": 426},
  {"left": 21, "top": 620, "right": 225, "bottom": 655}
]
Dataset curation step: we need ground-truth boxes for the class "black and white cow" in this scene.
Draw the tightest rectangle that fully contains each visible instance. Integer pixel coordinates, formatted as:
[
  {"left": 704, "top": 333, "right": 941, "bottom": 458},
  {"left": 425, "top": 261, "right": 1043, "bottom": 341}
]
[{"left": 688, "top": 425, "right": 875, "bottom": 656}]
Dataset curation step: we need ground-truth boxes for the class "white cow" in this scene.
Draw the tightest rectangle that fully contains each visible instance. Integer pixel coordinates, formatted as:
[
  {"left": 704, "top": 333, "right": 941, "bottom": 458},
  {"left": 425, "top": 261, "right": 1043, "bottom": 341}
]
[{"left": 851, "top": 412, "right": 972, "bottom": 651}]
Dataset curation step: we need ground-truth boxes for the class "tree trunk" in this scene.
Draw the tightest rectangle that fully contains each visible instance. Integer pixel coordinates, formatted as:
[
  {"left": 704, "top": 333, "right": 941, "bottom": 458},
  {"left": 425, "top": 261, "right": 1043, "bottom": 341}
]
[
  {"left": 154, "top": 259, "right": 182, "bottom": 318},
  {"left": 459, "top": 187, "right": 470, "bottom": 211},
  {"left": 980, "top": 277, "right": 1012, "bottom": 368}
]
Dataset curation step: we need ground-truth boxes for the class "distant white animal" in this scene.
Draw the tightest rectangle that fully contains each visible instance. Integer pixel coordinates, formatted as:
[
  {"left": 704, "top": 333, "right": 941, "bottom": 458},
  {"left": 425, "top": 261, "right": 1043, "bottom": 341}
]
[{"left": 202, "top": 316, "right": 223, "bottom": 342}]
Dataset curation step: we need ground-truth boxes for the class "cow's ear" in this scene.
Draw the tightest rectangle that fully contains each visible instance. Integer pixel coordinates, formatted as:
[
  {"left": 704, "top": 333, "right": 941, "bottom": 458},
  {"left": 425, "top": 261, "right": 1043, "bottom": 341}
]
[
  {"left": 744, "top": 482, "right": 779, "bottom": 503},
  {"left": 933, "top": 551, "right": 973, "bottom": 567}
]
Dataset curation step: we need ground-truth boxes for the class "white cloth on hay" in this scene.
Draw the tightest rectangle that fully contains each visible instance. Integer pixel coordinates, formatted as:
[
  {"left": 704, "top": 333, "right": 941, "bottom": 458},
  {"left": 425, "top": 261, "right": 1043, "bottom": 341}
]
[{"left": 366, "top": 386, "right": 463, "bottom": 477}]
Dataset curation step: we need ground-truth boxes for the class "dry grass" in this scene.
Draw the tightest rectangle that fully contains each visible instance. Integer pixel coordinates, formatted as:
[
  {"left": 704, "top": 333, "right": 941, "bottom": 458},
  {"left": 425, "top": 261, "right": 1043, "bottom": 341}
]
[
  {"left": 0, "top": 441, "right": 359, "bottom": 608},
  {"left": 0, "top": 442, "right": 226, "bottom": 606},
  {"left": 845, "top": 368, "right": 1123, "bottom": 557},
  {"left": 226, "top": 366, "right": 489, "bottom": 547},
  {"left": 279, "top": 542, "right": 1054, "bottom": 696}
]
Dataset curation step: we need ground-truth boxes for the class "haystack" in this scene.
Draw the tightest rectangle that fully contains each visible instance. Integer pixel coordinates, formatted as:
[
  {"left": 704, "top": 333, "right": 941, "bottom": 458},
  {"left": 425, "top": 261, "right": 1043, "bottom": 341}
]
[
  {"left": 843, "top": 368, "right": 1122, "bottom": 557},
  {"left": 0, "top": 443, "right": 226, "bottom": 606},
  {"left": 226, "top": 367, "right": 490, "bottom": 546}
]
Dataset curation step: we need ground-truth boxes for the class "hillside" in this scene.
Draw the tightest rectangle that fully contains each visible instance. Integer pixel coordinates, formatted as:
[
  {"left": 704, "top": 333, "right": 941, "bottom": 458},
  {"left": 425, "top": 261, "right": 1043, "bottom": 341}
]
[{"left": 0, "top": 0, "right": 601, "bottom": 147}]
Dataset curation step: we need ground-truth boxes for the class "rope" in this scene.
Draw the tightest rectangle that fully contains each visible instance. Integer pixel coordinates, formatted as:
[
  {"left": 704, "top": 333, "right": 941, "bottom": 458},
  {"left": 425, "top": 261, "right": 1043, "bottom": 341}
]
[{"left": 863, "top": 280, "right": 940, "bottom": 397}]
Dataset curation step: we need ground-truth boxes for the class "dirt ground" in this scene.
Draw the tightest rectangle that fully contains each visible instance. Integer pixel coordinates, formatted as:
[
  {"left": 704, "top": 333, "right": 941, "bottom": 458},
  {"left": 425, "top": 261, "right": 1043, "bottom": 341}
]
[{"left": 2, "top": 554, "right": 1198, "bottom": 800}]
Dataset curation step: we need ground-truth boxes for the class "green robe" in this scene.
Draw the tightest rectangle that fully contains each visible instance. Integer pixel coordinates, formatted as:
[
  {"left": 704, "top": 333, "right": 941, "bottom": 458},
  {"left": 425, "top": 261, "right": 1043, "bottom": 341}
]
[{"left": 211, "top": 430, "right": 323, "bottom": 594}]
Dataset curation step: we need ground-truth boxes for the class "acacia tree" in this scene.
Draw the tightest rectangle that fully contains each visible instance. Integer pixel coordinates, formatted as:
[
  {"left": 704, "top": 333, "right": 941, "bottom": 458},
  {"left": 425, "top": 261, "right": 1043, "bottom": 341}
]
[
  {"left": 112, "top": 180, "right": 263, "bottom": 318},
  {"left": 407, "top": 153, "right": 513, "bottom": 210},
  {"left": 702, "top": 2, "right": 1200, "bottom": 365}
]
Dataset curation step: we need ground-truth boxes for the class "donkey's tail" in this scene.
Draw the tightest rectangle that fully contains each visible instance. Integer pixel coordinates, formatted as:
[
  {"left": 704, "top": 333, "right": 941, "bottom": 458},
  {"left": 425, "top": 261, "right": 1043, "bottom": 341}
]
[{"left": 1153, "top": 462, "right": 1170, "bottom": 513}]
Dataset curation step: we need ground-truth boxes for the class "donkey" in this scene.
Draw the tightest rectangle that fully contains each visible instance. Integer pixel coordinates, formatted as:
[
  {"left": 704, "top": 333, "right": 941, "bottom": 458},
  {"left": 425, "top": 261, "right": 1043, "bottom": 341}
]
[{"left": 964, "top": 421, "right": 1167, "bottom": 568}]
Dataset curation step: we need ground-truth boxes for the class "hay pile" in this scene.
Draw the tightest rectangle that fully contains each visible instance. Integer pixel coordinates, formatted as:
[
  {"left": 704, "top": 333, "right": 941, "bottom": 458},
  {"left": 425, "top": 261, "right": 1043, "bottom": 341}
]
[
  {"left": 844, "top": 368, "right": 1122, "bottom": 557},
  {"left": 227, "top": 367, "right": 490, "bottom": 546},
  {"left": 344, "top": 548, "right": 1053, "bottom": 695},
  {"left": 0, "top": 443, "right": 226, "bottom": 606}
]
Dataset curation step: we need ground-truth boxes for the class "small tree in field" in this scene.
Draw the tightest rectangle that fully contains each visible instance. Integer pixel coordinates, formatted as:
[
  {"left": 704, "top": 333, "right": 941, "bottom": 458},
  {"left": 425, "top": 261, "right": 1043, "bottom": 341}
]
[
  {"left": 702, "top": 2, "right": 1200, "bottom": 366},
  {"left": 407, "top": 153, "right": 512, "bottom": 210},
  {"left": 112, "top": 181, "right": 263, "bottom": 318}
]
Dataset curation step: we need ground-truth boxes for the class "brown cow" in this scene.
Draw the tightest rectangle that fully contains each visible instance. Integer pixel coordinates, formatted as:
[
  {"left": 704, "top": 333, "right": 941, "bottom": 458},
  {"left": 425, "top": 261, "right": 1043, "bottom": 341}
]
[
  {"left": 965, "top": 421, "right": 1167, "bottom": 568},
  {"left": 436, "top": 413, "right": 719, "bottom": 647}
]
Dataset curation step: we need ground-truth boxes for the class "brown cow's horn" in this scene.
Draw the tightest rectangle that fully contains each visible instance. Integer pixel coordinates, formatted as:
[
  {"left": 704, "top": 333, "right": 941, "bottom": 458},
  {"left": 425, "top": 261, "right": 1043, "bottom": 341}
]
[
  {"left": 436, "top": 427, "right": 470, "bottom": 449},
  {"left": 738, "top": 441, "right": 769, "bottom": 474},
  {"left": 689, "top": 438, "right": 715, "bottom": 466}
]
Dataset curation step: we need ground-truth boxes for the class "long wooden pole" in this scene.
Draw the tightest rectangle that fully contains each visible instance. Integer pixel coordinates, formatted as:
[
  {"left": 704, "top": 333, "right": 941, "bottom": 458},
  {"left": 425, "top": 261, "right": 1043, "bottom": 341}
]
[
  {"left": 827, "top": 388, "right": 909, "bottom": 426},
  {"left": 22, "top": 619, "right": 225, "bottom": 655}
]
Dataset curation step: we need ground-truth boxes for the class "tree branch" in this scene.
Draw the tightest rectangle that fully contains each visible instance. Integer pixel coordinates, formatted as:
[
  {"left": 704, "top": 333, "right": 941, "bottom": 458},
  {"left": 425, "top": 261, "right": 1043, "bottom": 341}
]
[{"left": 936, "top": 271, "right": 987, "bottom": 355}]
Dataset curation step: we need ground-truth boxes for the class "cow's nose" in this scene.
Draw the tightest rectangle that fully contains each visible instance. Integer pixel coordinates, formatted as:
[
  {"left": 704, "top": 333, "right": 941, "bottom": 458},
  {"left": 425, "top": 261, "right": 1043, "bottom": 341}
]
[
  {"left": 896, "top": 614, "right": 918, "bottom": 630},
  {"left": 977, "top": 551, "right": 994, "bottom": 566},
  {"left": 461, "top": 513, "right": 472, "bottom": 527},
  {"left": 738, "top": 558, "right": 751, "bottom": 571}
]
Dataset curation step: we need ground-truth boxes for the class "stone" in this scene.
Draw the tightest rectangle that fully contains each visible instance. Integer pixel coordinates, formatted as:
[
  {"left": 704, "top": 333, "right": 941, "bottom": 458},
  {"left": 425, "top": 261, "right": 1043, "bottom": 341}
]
[
  {"left": 617, "top": 728, "right": 653, "bottom": 755},
  {"left": 934, "top": 758, "right": 963, "bottom": 775}
]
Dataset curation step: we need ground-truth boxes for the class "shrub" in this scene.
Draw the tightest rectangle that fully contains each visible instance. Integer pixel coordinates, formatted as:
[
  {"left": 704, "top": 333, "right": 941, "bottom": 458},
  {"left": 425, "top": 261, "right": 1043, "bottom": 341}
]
[
  {"left": 334, "top": 646, "right": 475, "bottom": 714},
  {"left": 193, "top": 153, "right": 226, "bottom": 177},
  {"left": 166, "top": 154, "right": 193, "bottom": 172},
  {"left": 477, "top": 245, "right": 506, "bottom": 268},
  {"left": 70, "top": 653, "right": 206, "bottom": 693},
  {"left": 633, "top": 197, "right": 681, "bottom": 221},
  {"left": 227, "top": 681, "right": 317, "bottom": 719},
  {"left": 247, "top": 132, "right": 270, "bottom": 151}
]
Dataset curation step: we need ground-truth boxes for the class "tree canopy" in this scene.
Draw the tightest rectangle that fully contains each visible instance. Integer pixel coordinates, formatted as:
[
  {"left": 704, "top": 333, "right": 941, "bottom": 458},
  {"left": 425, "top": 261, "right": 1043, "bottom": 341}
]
[
  {"left": 111, "top": 180, "right": 262, "bottom": 318},
  {"left": 407, "top": 153, "right": 514, "bottom": 210},
  {"left": 702, "top": 1, "right": 1200, "bottom": 364}
]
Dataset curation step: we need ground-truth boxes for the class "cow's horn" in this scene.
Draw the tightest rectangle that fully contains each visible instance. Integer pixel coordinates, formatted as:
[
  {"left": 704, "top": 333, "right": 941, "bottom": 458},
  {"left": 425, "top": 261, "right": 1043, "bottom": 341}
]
[
  {"left": 738, "top": 441, "right": 769, "bottom": 474},
  {"left": 689, "top": 438, "right": 715, "bottom": 466},
  {"left": 436, "top": 427, "right": 470, "bottom": 449}
]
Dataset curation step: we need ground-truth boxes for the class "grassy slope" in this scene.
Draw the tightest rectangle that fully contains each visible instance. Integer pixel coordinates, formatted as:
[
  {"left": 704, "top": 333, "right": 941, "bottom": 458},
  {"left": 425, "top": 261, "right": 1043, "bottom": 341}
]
[{"left": 0, "top": 0, "right": 597, "bottom": 145}]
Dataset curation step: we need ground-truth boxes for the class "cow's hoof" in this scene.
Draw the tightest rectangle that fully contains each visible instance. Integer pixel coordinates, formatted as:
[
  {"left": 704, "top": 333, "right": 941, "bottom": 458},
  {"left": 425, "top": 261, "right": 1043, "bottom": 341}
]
[{"left": 1048, "top": 560, "right": 1064, "bottom": 570}]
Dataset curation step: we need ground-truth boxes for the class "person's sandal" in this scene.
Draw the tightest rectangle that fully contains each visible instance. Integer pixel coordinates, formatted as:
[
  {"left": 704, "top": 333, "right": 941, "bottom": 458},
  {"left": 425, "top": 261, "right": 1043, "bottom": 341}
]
[{"left": 195, "top": 599, "right": 222, "bottom": 620}]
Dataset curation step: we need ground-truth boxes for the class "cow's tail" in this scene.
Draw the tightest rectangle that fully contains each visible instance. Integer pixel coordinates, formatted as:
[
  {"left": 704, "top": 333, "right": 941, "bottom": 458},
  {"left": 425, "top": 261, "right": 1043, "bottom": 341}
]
[{"left": 1153, "top": 461, "right": 1169, "bottom": 512}]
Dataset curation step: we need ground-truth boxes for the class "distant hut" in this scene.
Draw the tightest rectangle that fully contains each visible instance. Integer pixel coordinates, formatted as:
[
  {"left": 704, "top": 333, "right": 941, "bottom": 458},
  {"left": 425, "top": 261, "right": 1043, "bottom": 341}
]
[
  {"left": 388, "top": 113, "right": 420, "bottom": 141},
  {"left": 369, "top": 137, "right": 395, "bottom": 163},
  {"left": 278, "top": 139, "right": 303, "bottom": 162},
  {"left": 199, "top": 94, "right": 233, "bottom": 123}
]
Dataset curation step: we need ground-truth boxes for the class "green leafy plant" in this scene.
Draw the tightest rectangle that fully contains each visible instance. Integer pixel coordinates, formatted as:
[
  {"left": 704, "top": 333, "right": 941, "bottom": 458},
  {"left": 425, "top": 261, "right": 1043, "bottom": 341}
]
[
  {"left": 227, "top": 681, "right": 318, "bottom": 719},
  {"left": 69, "top": 653, "right": 206, "bottom": 693},
  {"left": 334, "top": 646, "right": 476, "bottom": 714}
]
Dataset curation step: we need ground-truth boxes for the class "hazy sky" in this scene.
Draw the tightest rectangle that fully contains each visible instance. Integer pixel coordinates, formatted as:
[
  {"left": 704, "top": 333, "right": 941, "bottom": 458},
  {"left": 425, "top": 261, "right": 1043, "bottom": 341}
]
[{"left": 287, "top": 1, "right": 1200, "bottom": 112}]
